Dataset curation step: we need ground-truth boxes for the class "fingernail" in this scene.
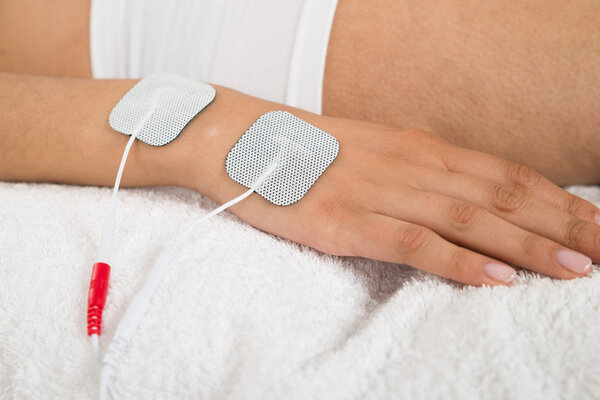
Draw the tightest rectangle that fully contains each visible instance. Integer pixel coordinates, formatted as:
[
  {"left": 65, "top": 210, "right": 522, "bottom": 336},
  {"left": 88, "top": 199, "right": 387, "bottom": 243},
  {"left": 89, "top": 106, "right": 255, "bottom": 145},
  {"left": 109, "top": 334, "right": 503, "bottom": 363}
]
[
  {"left": 483, "top": 263, "right": 516, "bottom": 283},
  {"left": 594, "top": 212, "right": 600, "bottom": 225},
  {"left": 554, "top": 249, "right": 592, "bottom": 274}
]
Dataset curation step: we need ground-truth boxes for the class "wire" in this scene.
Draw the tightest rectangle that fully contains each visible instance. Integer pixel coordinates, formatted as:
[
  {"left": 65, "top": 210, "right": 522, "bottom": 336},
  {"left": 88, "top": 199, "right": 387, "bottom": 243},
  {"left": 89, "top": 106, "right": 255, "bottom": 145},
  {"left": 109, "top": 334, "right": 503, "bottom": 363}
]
[
  {"left": 91, "top": 335, "right": 119, "bottom": 400},
  {"left": 98, "top": 158, "right": 280, "bottom": 400},
  {"left": 93, "top": 108, "right": 155, "bottom": 400},
  {"left": 97, "top": 110, "right": 155, "bottom": 264}
]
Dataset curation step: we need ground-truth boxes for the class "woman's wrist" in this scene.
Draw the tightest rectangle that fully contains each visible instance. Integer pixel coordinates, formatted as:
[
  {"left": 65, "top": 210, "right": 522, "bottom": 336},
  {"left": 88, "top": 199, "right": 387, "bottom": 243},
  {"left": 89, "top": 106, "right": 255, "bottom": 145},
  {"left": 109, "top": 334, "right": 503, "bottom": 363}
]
[
  {"left": 82, "top": 80, "right": 253, "bottom": 193},
  {"left": 170, "top": 86, "right": 285, "bottom": 201}
]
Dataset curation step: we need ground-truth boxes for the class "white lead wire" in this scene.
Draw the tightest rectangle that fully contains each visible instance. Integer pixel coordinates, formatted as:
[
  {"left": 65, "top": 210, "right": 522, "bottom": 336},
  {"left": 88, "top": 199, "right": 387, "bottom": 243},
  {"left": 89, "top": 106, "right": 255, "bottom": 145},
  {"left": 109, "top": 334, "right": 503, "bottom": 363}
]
[
  {"left": 97, "top": 110, "right": 155, "bottom": 264},
  {"left": 99, "top": 159, "right": 280, "bottom": 400},
  {"left": 93, "top": 108, "right": 154, "bottom": 400},
  {"left": 91, "top": 334, "right": 119, "bottom": 400}
]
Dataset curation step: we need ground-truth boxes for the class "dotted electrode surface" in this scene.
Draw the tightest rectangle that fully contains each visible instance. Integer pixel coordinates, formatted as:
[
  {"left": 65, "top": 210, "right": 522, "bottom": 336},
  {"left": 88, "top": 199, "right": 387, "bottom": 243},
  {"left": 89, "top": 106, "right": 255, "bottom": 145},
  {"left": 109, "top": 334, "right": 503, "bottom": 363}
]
[
  {"left": 225, "top": 111, "right": 340, "bottom": 206},
  {"left": 109, "top": 73, "right": 215, "bottom": 146}
]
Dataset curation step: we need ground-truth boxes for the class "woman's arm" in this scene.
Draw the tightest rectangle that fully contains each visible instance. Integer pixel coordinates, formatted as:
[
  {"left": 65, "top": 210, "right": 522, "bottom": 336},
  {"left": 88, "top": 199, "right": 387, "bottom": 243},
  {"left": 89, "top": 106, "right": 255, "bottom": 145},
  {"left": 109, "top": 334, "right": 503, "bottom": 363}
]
[
  {"left": 2, "top": 72, "right": 599, "bottom": 286},
  {"left": 0, "top": 73, "right": 168, "bottom": 186}
]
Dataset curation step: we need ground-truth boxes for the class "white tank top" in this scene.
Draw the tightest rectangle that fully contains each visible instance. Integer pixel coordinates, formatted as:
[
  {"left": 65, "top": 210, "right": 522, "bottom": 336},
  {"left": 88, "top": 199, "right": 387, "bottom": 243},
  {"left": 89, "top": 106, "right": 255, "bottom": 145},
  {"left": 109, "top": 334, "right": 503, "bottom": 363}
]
[{"left": 90, "top": 0, "right": 338, "bottom": 114}]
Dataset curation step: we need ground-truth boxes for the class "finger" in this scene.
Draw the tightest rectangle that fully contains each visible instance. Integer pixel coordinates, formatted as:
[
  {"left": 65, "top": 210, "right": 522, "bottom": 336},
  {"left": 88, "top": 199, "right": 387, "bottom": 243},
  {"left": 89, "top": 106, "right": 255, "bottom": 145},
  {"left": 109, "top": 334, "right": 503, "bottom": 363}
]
[
  {"left": 442, "top": 146, "right": 600, "bottom": 224},
  {"left": 351, "top": 213, "right": 517, "bottom": 286},
  {"left": 371, "top": 187, "right": 593, "bottom": 279},
  {"left": 418, "top": 169, "right": 600, "bottom": 264}
]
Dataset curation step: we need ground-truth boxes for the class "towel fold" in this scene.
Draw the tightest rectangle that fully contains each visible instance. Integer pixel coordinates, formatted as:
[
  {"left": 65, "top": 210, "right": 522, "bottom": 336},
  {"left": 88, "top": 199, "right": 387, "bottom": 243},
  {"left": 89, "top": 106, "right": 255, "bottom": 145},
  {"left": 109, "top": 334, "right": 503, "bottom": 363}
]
[{"left": 0, "top": 182, "right": 598, "bottom": 399}]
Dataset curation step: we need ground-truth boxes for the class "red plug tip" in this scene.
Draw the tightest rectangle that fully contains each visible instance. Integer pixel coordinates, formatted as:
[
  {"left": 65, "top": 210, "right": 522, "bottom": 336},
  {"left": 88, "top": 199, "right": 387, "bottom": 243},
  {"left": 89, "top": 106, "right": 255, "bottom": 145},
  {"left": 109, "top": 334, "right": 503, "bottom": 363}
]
[{"left": 87, "top": 262, "right": 111, "bottom": 336}]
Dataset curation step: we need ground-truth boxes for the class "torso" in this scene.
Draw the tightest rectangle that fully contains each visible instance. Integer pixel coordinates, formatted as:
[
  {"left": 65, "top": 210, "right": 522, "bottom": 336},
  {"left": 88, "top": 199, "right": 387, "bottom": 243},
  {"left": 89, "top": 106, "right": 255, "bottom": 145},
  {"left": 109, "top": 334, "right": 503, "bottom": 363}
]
[{"left": 322, "top": 0, "right": 600, "bottom": 183}]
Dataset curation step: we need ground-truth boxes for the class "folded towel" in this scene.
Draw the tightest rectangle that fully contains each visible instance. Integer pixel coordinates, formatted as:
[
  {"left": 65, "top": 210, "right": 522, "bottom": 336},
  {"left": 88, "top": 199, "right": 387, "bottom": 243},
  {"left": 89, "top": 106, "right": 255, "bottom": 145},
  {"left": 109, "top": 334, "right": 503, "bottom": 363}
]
[{"left": 0, "top": 182, "right": 598, "bottom": 399}]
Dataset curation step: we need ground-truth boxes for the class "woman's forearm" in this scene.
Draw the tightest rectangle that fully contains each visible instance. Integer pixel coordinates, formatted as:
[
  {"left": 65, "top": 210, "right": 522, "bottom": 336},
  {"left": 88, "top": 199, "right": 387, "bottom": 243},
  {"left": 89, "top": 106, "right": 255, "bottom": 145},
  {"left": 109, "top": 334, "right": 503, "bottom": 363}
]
[
  {"left": 0, "top": 73, "right": 170, "bottom": 186},
  {"left": 0, "top": 72, "right": 275, "bottom": 194},
  {"left": 0, "top": 72, "right": 319, "bottom": 201}
]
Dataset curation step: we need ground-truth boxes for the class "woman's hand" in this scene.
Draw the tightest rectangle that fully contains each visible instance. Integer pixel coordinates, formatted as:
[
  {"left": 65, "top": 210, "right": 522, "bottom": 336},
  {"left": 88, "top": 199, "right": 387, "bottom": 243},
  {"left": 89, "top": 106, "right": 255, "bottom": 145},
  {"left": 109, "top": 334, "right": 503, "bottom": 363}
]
[{"left": 182, "top": 88, "right": 600, "bottom": 286}]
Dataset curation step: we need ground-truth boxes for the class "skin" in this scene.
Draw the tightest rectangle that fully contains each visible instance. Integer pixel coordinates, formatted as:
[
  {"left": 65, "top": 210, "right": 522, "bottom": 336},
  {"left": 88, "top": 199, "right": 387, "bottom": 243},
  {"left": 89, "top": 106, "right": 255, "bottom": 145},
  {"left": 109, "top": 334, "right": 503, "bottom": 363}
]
[
  {"left": 324, "top": 0, "right": 600, "bottom": 185},
  {"left": 1, "top": 72, "right": 599, "bottom": 288},
  {"left": 0, "top": 1, "right": 599, "bottom": 286}
]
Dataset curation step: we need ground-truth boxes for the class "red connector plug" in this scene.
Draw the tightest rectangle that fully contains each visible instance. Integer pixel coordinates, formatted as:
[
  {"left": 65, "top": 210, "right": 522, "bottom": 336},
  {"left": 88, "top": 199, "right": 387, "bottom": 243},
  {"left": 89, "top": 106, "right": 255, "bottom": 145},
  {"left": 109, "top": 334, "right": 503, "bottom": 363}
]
[{"left": 87, "top": 262, "right": 111, "bottom": 336}]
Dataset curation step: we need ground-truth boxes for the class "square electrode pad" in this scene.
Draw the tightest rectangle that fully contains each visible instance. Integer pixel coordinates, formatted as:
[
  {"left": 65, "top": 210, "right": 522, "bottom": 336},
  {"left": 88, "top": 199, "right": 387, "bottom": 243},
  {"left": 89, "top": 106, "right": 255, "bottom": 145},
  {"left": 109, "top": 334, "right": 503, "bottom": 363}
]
[
  {"left": 225, "top": 111, "right": 340, "bottom": 206},
  {"left": 109, "top": 73, "right": 216, "bottom": 146}
]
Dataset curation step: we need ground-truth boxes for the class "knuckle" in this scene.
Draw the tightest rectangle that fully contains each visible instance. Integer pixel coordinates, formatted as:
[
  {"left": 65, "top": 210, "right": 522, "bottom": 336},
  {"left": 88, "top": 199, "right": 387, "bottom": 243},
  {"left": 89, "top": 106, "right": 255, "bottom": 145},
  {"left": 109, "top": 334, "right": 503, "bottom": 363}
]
[
  {"left": 490, "top": 184, "right": 529, "bottom": 213},
  {"left": 407, "top": 129, "right": 446, "bottom": 147},
  {"left": 504, "top": 163, "right": 541, "bottom": 190},
  {"left": 447, "top": 201, "right": 483, "bottom": 230},
  {"left": 564, "top": 218, "right": 589, "bottom": 248},
  {"left": 394, "top": 225, "right": 432, "bottom": 255},
  {"left": 562, "top": 194, "right": 586, "bottom": 216},
  {"left": 402, "top": 129, "right": 451, "bottom": 171}
]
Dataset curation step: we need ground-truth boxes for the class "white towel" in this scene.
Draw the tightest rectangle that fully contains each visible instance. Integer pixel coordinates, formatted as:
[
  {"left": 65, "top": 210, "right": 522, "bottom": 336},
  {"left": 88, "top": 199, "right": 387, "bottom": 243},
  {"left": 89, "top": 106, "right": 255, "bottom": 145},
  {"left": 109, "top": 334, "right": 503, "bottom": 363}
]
[{"left": 1, "top": 182, "right": 599, "bottom": 399}]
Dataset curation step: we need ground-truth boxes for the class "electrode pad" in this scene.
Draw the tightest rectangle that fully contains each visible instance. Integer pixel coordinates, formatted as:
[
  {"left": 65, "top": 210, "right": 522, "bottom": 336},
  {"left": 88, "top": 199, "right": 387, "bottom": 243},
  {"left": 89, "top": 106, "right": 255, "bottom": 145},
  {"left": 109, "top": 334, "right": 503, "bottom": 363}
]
[
  {"left": 226, "top": 111, "right": 339, "bottom": 206},
  {"left": 109, "top": 74, "right": 215, "bottom": 146}
]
